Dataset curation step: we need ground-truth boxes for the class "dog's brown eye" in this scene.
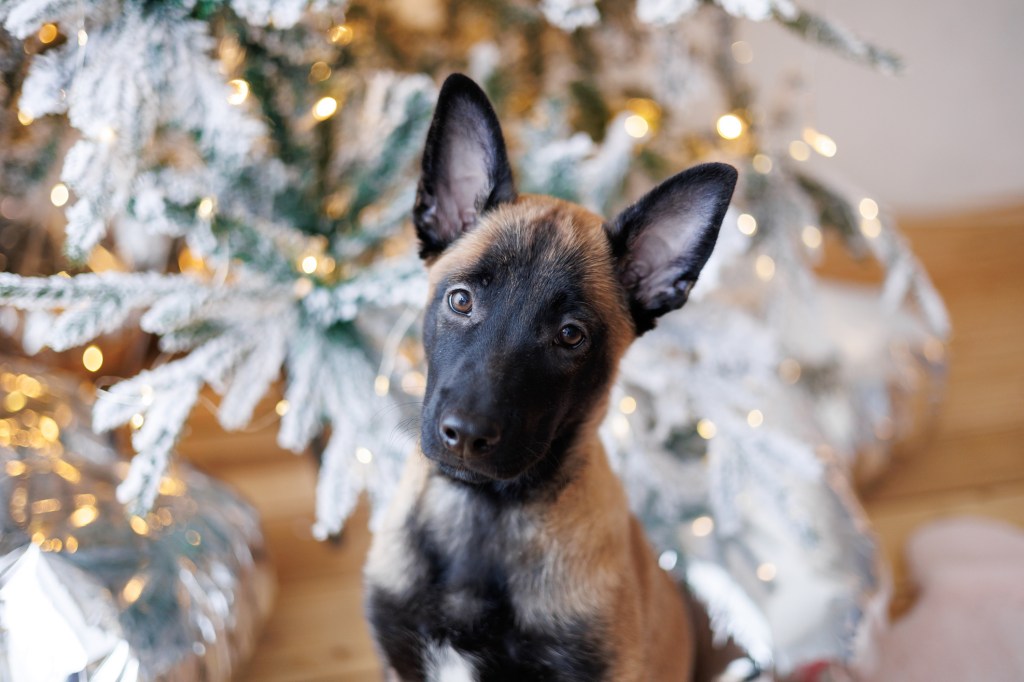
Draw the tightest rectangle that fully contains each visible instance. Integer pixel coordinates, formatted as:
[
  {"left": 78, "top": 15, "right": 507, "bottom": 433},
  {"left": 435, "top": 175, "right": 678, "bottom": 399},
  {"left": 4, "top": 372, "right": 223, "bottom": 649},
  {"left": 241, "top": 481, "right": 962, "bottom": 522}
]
[
  {"left": 558, "top": 324, "right": 585, "bottom": 348},
  {"left": 448, "top": 289, "right": 473, "bottom": 315}
]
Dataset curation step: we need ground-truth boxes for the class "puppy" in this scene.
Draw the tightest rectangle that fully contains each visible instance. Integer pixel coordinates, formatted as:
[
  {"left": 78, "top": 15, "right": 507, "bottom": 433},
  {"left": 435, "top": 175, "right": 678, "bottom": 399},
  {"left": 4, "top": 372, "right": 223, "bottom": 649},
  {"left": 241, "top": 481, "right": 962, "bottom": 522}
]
[{"left": 364, "top": 73, "right": 738, "bottom": 681}]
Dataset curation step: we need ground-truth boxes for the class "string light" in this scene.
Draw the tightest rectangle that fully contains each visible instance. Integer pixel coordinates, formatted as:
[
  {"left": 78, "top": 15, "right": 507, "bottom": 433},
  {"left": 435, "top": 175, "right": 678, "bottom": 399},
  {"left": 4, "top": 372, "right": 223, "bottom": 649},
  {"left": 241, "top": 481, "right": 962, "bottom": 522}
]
[
  {"left": 129, "top": 413, "right": 145, "bottom": 429},
  {"left": 803, "top": 127, "right": 838, "bottom": 158},
  {"left": 77, "top": 29, "right": 88, "bottom": 47},
  {"left": 129, "top": 515, "right": 149, "bottom": 535},
  {"left": 756, "top": 562, "right": 777, "bottom": 582},
  {"left": 355, "top": 447, "right": 373, "bottom": 464},
  {"left": 309, "top": 61, "right": 331, "bottom": 82},
  {"left": 860, "top": 218, "right": 881, "bottom": 239},
  {"left": 312, "top": 96, "right": 338, "bottom": 121},
  {"left": 300, "top": 255, "right": 318, "bottom": 274},
  {"left": 17, "top": 110, "right": 33, "bottom": 126},
  {"left": 293, "top": 277, "right": 313, "bottom": 298},
  {"left": 623, "top": 114, "right": 649, "bottom": 139},
  {"left": 779, "top": 358, "right": 801, "bottom": 384},
  {"left": 696, "top": 418, "right": 716, "bottom": 440},
  {"left": 374, "top": 375, "right": 390, "bottom": 397},
  {"left": 38, "top": 23, "right": 58, "bottom": 44},
  {"left": 858, "top": 198, "right": 879, "bottom": 220},
  {"left": 752, "top": 154, "right": 772, "bottom": 174},
  {"left": 39, "top": 415, "right": 59, "bottom": 441},
  {"left": 196, "top": 196, "right": 216, "bottom": 219},
  {"left": 98, "top": 126, "right": 116, "bottom": 143},
  {"left": 788, "top": 140, "right": 810, "bottom": 161},
  {"left": 328, "top": 24, "right": 354, "bottom": 45},
  {"left": 716, "top": 114, "right": 745, "bottom": 140},
  {"left": 70, "top": 504, "right": 99, "bottom": 527},
  {"left": 691, "top": 515, "right": 714, "bottom": 537},
  {"left": 5, "top": 460, "right": 26, "bottom": 477},
  {"left": 401, "top": 370, "right": 426, "bottom": 396},
  {"left": 274, "top": 399, "right": 290, "bottom": 416},
  {"left": 122, "top": 575, "right": 146, "bottom": 604},
  {"left": 186, "top": 530, "right": 202, "bottom": 546},
  {"left": 227, "top": 79, "right": 250, "bottom": 105},
  {"left": 82, "top": 345, "right": 103, "bottom": 372},
  {"left": 50, "top": 183, "right": 69, "bottom": 207},
  {"left": 737, "top": 213, "right": 757, "bottom": 236},
  {"left": 611, "top": 414, "right": 631, "bottom": 438},
  {"left": 730, "top": 40, "right": 753, "bottom": 64},
  {"left": 658, "top": 550, "right": 678, "bottom": 571},
  {"left": 755, "top": 254, "right": 775, "bottom": 281},
  {"left": 802, "top": 224, "right": 823, "bottom": 249},
  {"left": 747, "top": 409, "right": 764, "bottom": 428},
  {"left": 3, "top": 391, "right": 26, "bottom": 412},
  {"left": 618, "top": 396, "right": 637, "bottom": 414}
]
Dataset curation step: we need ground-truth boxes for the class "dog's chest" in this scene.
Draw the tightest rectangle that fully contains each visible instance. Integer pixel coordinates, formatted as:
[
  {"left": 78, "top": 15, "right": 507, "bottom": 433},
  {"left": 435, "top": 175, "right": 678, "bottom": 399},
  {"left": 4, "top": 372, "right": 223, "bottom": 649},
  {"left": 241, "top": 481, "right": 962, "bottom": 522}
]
[{"left": 365, "top": 480, "right": 610, "bottom": 681}]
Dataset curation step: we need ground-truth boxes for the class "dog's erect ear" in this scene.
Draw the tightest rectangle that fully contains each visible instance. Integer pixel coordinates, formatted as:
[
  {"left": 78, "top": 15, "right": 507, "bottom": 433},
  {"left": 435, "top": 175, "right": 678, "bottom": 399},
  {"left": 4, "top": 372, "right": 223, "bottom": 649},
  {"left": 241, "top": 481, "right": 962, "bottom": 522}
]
[
  {"left": 413, "top": 73, "right": 516, "bottom": 260},
  {"left": 607, "top": 162, "right": 738, "bottom": 334}
]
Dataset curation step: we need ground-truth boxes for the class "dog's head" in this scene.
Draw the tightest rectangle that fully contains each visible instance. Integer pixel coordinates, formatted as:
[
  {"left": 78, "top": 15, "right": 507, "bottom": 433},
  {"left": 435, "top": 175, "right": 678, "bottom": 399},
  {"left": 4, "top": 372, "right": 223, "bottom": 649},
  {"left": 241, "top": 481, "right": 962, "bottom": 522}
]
[{"left": 414, "top": 74, "right": 736, "bottom": 490}]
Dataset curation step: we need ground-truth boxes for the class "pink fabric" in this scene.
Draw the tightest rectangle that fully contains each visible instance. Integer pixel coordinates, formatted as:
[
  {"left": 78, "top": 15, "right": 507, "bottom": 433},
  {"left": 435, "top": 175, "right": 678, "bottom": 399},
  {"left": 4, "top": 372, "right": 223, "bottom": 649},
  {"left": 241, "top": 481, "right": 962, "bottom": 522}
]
[{"left": 866, "top": 516, "right": 1024, "bottom": 681}]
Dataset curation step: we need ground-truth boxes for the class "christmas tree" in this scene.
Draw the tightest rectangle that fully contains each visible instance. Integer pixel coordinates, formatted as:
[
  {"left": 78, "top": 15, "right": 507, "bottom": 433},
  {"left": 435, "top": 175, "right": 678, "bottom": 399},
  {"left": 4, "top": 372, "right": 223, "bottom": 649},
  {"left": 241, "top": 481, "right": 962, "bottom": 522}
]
[{"left": 0, "top": 0, "right": 948, "bottom": 674}]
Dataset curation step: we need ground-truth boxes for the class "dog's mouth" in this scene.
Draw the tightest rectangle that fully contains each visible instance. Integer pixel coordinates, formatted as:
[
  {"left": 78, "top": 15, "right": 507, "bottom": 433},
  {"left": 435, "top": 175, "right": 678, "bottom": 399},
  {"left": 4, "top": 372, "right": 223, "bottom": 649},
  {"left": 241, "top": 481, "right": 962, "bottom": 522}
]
[{"left": 421, "top": 435, "right": 546, "bottom": 485}]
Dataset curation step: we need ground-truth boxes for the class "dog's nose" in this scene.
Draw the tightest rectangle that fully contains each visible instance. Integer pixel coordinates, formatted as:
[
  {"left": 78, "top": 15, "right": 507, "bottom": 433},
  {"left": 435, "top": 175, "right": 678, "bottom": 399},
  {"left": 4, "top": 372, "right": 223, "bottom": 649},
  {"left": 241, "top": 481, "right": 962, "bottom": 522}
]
[{"left": 439, "top": 412, "right": 501, "bottom": 457}]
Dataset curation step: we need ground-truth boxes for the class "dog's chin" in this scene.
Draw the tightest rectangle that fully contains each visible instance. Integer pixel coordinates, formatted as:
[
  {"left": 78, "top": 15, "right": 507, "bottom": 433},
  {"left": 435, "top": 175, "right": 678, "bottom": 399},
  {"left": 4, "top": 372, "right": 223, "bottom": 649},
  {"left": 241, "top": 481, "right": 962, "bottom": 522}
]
[{"left": 422, "top": 445, "right": 536, "bottom": 485}]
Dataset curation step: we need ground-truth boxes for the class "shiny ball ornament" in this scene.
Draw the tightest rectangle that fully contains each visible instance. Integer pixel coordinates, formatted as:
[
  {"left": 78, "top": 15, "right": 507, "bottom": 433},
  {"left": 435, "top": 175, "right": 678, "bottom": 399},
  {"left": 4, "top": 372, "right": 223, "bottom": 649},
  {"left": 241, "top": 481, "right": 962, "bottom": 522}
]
[{"left": 0, "top": 360, "right": 273, "bottom": 681}]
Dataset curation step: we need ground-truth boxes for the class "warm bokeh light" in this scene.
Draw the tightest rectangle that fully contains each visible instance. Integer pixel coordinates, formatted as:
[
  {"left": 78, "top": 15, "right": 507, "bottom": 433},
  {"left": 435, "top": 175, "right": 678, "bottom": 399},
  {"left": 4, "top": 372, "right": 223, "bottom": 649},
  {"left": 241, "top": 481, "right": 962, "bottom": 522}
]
[
  {"left": 696, "top": 418, "right": 717, "bottom": 440},
  {"left": 227, "top": 78, "right": 250, "bottom": 105},
  {"left": 50, "top": 183, "right": 69, "bottom": 207},
  {"left": 802, "top": 224, "right": 823, "bottom": 249},
  {"left": 623, "top": 114, "right": 649, "bottom": 138},
  {"left": 737, "top": 213, "right": 757, "bottom": 236},
  {"left": 716, "top": 114, "right": 744, "bottom": 140},
  {"left": 312, "top": 96, "right": 339, "bottom": 121},
  {"left": 82, "top": 345, "right": 103, "bottom": 372}
]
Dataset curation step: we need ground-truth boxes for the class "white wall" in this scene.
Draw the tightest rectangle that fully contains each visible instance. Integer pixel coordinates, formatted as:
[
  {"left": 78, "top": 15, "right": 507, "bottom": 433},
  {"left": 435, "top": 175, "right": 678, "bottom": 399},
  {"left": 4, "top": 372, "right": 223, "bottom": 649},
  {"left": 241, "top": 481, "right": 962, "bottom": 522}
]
[{"left": 737, "top": 0, "right": 1024, "bottom": 215}]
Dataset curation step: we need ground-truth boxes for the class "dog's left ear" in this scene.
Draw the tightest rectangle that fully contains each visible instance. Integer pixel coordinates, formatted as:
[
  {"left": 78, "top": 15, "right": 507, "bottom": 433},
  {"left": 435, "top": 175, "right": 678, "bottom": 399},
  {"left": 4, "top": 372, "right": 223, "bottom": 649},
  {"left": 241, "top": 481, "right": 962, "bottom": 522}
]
[
  {"left": 413, "top": 73, "right": 516, "bottom": 260},
  {"left": 607, "top": 162, "right": 738, "bottom": 334}
]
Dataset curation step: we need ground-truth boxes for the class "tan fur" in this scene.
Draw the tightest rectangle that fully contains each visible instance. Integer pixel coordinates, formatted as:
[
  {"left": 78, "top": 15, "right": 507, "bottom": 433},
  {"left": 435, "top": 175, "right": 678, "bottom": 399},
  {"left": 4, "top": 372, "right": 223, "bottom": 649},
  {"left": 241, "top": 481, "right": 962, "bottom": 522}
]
[{"left": 368, "top": 194, "right": 695, "bottom": 679}]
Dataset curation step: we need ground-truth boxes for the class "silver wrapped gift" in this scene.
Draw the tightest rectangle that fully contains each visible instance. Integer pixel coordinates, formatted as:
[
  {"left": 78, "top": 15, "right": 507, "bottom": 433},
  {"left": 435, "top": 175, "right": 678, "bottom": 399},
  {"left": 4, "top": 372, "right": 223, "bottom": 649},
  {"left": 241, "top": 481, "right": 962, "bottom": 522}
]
[{"left": 0, "top": 361, "right": 273, "bottom": 680}]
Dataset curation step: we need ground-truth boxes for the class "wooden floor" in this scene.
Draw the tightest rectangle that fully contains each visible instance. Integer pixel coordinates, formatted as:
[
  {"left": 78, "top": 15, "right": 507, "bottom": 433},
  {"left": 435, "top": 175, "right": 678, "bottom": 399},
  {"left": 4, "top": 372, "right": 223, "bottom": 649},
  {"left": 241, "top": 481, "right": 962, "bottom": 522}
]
[{"left": 180, "top": 206, "right": 1024, "bottom": 681}]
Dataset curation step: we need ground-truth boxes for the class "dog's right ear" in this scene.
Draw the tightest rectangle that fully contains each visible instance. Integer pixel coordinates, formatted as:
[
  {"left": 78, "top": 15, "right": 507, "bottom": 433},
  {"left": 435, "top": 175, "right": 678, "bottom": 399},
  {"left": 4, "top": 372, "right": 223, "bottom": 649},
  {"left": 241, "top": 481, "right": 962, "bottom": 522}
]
[{"left": 413, "top": 74, "right": 516, "bottom": 260}]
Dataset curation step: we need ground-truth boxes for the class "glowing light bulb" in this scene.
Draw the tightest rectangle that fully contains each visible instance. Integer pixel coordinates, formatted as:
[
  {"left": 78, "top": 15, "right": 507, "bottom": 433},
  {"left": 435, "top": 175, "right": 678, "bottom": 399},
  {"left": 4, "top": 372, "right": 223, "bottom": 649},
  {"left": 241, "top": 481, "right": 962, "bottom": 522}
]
[
  {"left": 858, "top": 198, "right": 879, "bottom": 220},
  {"left": 755, "top": 254, "right": 775, "bottom": 281},
  {"left": 619, "top": 396, "right": 637, "bottom": 414},
  {"left": 328, "top": 24, "right": 354, "bottom": 45},
  {"left": 38, "top": 23, "right": 58, "bottom": 44},
  {"left": 623, "top": 114, "right": 649, "bottom": 139},
  {"left": 227, "top": 79, "right": 250, "bottom": 105},
  {"left": 752, "top": 154, "right": 772, "bottom": 174},
  {"left": 82, "top": 345, "right": 103, "bottom": 372},
  {"left": 788, "top": 140, "right": 810, "bottom": 161},
  {"left": 300, "top": 255, "right": 318, "bottom": 274},
  {"left": 312, "top": 96, "right": 338, "bottom": 121},
  {"left": 17, "top": 110, "right": 33, "bottom": 126},
  {"left": 129, "top": 413, "right": 145, "bottom": 429},
  {"left": 756, "top": 562, "right": 777, "bottom": 582},
  {"left": 356, "top": 447, "right": 373, "bottom": 464},
  {"left": 275, "top": 399, "right": 290, "bottom": 416},
  {"left": 716, "top": 114, "right": 745, "bottom": 140},
  {"left": 860, "top": 218, "right": 882, "bottom": 239},
  {"left": 196, "top": 197, "right": 216, "bottom": 219},
  {"left": 801, "top": 224, "right": 823, "bottom": 249},
  {"left": 737, "top": 213, "right": 757, "bottom": 236},
  {"left": 658, "top": 550, "right": 678, "bottom": 571},
  {"left": 747, "top": 409, "right": 764, "bottom": 428},
  {"left": 374, "top": 375, "right": 390, "bottom": 396},
  {"left": 696, "top": 418, "right": 716, "bottom": 440},
  {"left": 50, "top": 183, "right": 69, "bottom": 207},
  {"left": 77, "top": 29, "right": 88, "bottom": 47},
  {"left": 691, "top": 515, "right": 714, "bottom": 537},
  {"left": 309, "top": 61, "right": 332, "bottom": 82},
  {"left": 731, "top": 40, "right": 753, "bottom": 64}
]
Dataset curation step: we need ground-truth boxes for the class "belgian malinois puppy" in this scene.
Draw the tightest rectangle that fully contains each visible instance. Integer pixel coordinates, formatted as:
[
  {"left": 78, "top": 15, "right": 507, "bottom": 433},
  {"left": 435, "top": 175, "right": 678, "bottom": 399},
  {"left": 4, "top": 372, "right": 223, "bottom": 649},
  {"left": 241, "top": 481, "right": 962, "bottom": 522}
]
[{"left": 364, "top": 74, "right": 738, "bottom": 681}]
